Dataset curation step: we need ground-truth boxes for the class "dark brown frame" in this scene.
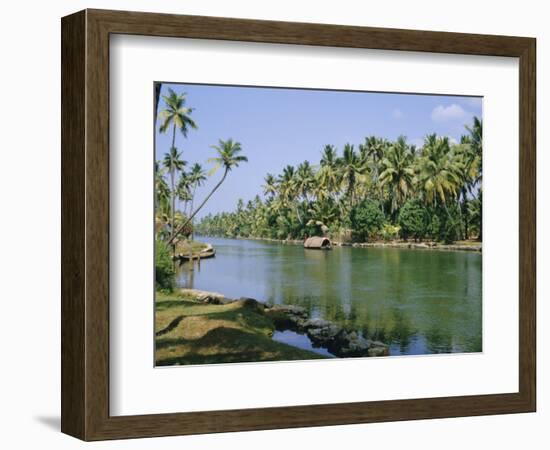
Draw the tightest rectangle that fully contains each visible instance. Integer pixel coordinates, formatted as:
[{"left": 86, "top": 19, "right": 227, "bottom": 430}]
[{"left": 61, "top": 9, "right": 536, "bottom": 441}]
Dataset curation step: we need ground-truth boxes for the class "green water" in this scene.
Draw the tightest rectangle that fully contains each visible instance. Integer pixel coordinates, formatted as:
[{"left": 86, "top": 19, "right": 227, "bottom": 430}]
[{"left": 177, "top": 236, "right": 482, "bottom": 356}]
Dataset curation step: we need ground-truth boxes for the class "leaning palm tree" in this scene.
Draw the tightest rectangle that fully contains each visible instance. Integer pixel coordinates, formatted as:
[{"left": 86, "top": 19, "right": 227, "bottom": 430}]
[
  {"left": 168, "top": 139, "right": 248, "bottom": 244},
  {"left": 162, "top": 147, "right": 186, "bottom": 239}
]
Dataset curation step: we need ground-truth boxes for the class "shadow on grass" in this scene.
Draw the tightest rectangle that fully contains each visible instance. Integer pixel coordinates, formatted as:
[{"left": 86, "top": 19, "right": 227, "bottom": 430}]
[{"left": 156, "top": 326, "right": 325, "bottom": 366}]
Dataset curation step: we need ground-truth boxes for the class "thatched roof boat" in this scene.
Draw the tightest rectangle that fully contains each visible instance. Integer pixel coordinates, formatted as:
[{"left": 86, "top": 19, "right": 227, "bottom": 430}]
[{"left": 304, "top": 236, "right": 332, "bottom": 250}]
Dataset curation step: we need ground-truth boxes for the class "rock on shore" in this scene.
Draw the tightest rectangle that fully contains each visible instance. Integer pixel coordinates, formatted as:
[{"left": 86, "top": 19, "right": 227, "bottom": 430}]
[
  {"left": 263, "top": 304, "right": 389, "bottom": 357},
  {"left": 184, "top": 289, "right": 390, "bottom": 357}
]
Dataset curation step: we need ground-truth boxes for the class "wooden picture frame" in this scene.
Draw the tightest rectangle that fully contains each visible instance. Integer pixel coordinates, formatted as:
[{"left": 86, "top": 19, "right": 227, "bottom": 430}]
[{"left": 61, "top": 9, "right": 536, "bottom": 441}]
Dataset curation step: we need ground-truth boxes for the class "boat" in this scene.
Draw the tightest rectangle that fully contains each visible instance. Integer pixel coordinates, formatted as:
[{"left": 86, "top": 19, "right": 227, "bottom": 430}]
[
  {"left": 303, "top": 236, "right": 332, "bottom": 250},
  {"left": 178, "top": 249, "right": 216, "bottom": 261},
  {"left": 175, "top": 243, "right": 216, "bottom": 261}
]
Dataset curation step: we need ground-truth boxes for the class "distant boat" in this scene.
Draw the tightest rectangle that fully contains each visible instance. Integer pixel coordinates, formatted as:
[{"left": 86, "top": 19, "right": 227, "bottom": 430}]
[{"left": 304, "top": 236, "right": 332, "bottom": 250}]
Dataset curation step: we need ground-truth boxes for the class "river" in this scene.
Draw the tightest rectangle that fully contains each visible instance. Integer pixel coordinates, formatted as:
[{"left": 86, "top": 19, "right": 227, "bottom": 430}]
[{"left": 177, "top": 236, "right": 482, "bottom": 356}]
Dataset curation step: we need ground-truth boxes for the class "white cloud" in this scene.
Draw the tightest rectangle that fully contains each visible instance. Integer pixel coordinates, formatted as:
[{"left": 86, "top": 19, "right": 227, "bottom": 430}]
[
  {"left": 431, "top": 103, "right": 468, "bottom": 122},
  {"left": 392, "top": 108, "right": 404, "bottom": 119}
]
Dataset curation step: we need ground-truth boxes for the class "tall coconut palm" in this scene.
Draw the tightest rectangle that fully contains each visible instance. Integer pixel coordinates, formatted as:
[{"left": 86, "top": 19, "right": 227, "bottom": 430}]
[
  {"left": 295, "top": 161, "right": 315, "bottom": 203},
  {"left": 158, "top": 88, "right": 198, "bottom": 151},
  {"left": 317, "top": 145, "right": 340, "bottom": 202},
  {"left": 262, "top": 173, "right": 278, "bottom": 199},
  {"left": 188, "top": 163, "right": 207, "bottom": 237},
  {"left": 360, "top": 136, "right": 388, "bottom": 201},
  {"left": 162, "top": 147, "right": 186, "bottom": 238},
  {"left": 176, "top": 172, "right": 192, "bottom": 215},
  {"left": 278, "top": 165, "right": 305, "bottom": 225},
  {"left": 417, "top": 135, "right": 461, "bottom": 210},
  {"left": 340, "top": 143, "right": 366, "bottom": 208},
  {"left": 379, "top": 136, "right": 415, "bottom": 217},
  {"left": 169, "top": 139, "right": 248, "bottom": 243}
]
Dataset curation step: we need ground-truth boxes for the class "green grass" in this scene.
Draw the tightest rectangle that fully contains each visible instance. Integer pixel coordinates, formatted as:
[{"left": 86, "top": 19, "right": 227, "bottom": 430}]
[{"left": 155, "top": 291, "right": 326, "bottom": 366}]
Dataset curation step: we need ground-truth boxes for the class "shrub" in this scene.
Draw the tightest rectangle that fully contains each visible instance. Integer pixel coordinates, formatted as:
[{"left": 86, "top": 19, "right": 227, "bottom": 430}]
[
  {"left": 425, "top": 205, "right": 460, "bottom": 243},
  {"left": 350, "top": 199, "right": 385, "bottom": 242},
  {"left": 381, "top": 222, "right": 400, "bottom": 241},
  {"left": 398, "top": 199, "right": 428, "bottom": 241},
  {"left": 155, "top": 239, "right": 175, "bottom": 292}
]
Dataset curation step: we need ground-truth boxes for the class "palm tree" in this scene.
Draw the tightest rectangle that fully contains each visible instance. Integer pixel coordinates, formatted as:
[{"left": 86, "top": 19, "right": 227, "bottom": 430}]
[
  {"left": 169, "top": 139, "right": 248, "bottom": 243},
  {"left": 417, "top": 135, "right": 461, "bottom": 211},
  {"left": 162, "top": 147, "right": 186, "bottom": 238},
  {"left": 465, "top": 116, "right": 483, "bottom": 240},
  {"left": 158, "top": 88, "right": 198, "bottom": 152},
  {"left": 360, "top": 136, "right": 388, "bottom": 201},
  {"left": 188, "top": 163, "right": 207, "bottom": 238},
  {"left": 317, "top": 145, "right": 340, "bottom": 202},
  {"left": 262, "top": 173, "right": 278, "bottom": 199},
  {"left": 278, "top": 165, "right": 303, "bottom": 224},
  {"left": 379, "top": 136, "right": 415, "bottom": 217},
  {"left": 295, "top": 161, "right": 315, "bottom": 203},
  {"left": 176, "top": 172, "right": 192, "bottom": 215},
  {"left": 307, "top": 200, "right": 339, "bottom": 236},
  {"left": 340, "top": 143, "right": 366, "bottom": 208}
]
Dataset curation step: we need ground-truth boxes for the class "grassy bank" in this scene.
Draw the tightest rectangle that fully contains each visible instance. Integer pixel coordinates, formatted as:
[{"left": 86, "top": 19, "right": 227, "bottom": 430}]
[{"left": 155, "top": 291, "right": 326, "bottom": 366}]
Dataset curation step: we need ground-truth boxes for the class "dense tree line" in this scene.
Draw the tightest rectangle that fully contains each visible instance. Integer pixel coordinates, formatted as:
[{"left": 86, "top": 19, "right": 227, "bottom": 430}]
[{"left": 196, "top": 118, "right": 482, "bottom": 244}]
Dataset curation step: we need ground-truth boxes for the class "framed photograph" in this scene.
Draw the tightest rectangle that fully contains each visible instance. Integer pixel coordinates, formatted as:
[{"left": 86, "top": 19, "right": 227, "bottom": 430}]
[{"left": 61, "top": 9, "right": 536, "bottom": 440}]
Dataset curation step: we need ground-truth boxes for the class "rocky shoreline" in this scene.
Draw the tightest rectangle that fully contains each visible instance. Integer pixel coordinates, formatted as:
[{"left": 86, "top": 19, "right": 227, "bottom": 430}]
[
  {"left": 212, "top": 235, "right": 482, "bottom": 252},
  {"left": 182, "top": 288, "right": 390, "bottom": 358}
]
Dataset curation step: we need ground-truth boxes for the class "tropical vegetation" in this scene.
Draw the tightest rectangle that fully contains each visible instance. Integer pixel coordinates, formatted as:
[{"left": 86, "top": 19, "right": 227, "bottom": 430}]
[
  {"left": 155, "top": 88, "right": 249, "bottom": 288},
  {"left": 195, "top": 118, "right": 482, "bottom": 244}
]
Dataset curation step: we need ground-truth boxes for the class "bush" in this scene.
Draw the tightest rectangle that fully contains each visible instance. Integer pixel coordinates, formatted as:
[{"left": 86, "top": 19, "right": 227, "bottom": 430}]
[
  {"left": 425, "top": 205, "right": 460, "bottom": 244},
  {"left": 155, "top": 239, "right": 175, "bottom": 292},
  {"left": 350, "top": 199, "right": 385, "bottom": 241},
  {"left": 438, "top": 208, "right": 461, "bottom": 244},
  {"left": 398, "top": 200, "right": 428, "bottom": 241},
  {"left": 381, "top": 223, "right": 400, "bottom": 241}
]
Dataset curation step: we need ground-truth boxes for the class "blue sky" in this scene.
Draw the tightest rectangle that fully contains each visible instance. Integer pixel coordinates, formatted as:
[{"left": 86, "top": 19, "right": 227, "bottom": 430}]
[{"left": 155, "top": 83, "right": 482, "bottom": 218}]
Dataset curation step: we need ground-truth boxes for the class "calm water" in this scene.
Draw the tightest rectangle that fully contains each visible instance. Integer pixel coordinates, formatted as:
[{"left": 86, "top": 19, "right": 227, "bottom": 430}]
[{"left": 177, "top": 236, "right": 482, "bottom": 356}]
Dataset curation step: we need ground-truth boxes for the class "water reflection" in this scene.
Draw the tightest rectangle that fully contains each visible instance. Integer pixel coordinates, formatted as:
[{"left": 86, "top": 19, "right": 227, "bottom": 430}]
[{"left": 176, "top": 237, "right": 482, "bottom": 355}]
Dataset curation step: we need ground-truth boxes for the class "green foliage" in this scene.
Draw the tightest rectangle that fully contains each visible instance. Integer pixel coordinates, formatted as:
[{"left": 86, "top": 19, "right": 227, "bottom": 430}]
[
  {"left": 350, "top": 199, "right": 385, "bottom": 241},
  {"left": 425, "top": 206, "right": 461, "bottom": 244},
  {"left": 155, "top": 239, "right": 175, "bottom": 292},
  {"left": 192, "top": 117, "right": 483, "bottom": 245},
  {"left": 381, "top": 223, "right": 400, "bottom": 241},
  {"left": 398, "top": 200, "right": 428, "bottom": 241}
]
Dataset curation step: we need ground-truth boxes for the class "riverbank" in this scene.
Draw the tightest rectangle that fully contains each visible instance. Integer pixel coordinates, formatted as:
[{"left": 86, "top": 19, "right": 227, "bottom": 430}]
[
  {"left": 155, "top": 290, "right": 327, "bottom": 366},
  {"left": 207, "top": 235, "right": 482, "bottom": 252},
  {"left": 155, "top": 288, "right": 389, "bottom": 366}
]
